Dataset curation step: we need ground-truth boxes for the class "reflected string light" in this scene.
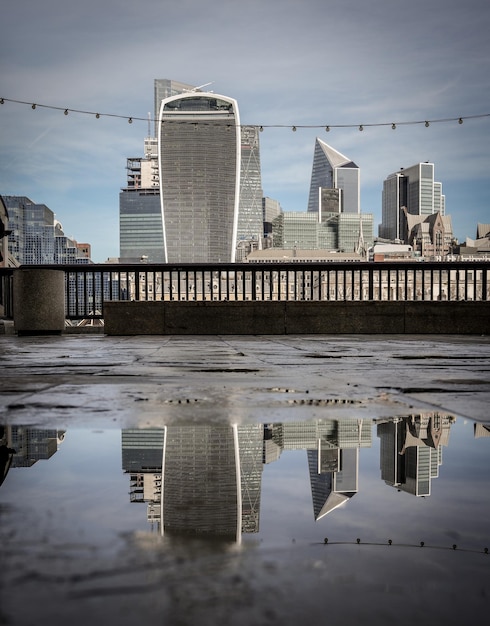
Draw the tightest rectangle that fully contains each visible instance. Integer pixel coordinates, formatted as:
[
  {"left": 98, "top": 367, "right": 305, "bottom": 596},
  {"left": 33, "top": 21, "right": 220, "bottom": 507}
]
[{"left": 0, "top": 97, "right": 488, "bottom": 131}]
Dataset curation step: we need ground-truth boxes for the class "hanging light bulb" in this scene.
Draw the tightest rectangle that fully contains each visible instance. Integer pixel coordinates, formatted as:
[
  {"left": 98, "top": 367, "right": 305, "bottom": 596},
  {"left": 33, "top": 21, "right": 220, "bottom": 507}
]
[
  {"left": 292, "top": 126, "right": 296, "bottom": 132},
  {"left": 95, "top": 113, "right": 100, "bottom": 119},
  {"left": 325, "top": 126, "right": 330, "bottom": 132},
  {"left": 392, "top": 123, "right": 396, "bottom": 129},
  {"left": 128, "top": 117, "right": 133, "bottom": 124},
  {"left": 359, "top": 125, "right": 363, "bottom": 131},
  {"left": 259, "top": 126, "right": 263, "bottom": 132},
  {"left": 0, "top": 98, "right": 4, "bottom": 104},
  {"left": 64, "top": 109, "right": 69, "bottom": 115},
  {"left": 425, "top": 120, "right": 429, "bottom": 127},
  {"left": 458, "top": 117, "right": 463, "bottom": 124},
  {"left": 31, "top": 103, "right": 36, "bottom": 109}
]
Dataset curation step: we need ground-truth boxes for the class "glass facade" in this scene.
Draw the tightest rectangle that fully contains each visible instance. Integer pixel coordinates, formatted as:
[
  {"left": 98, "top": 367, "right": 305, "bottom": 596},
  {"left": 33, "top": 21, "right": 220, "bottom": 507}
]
[
  {"left": 119, "top": 190, "right": 165, "bottom": 262},
  {"left": 272, "top": 211, "right": 374, "bottom": 252},
  {"left": 5, "top": 195, "right": 90, "bottom": 265},
  {"left": 308, "top": 139, "right": 360, "bottom": 215},
  {"left": 159, "top": 93, "right": 240, "bottom": 263},
  {"left": 380, "top": 163, "right": 445, "bottom": 241},
  {"left": 237, "top": 125, "right": 263, "bottom": 244}
]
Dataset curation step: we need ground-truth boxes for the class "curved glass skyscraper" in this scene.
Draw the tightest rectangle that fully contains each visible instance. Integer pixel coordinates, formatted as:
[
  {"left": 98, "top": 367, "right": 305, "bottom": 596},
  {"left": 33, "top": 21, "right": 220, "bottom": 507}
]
[{"left": 158, "top": 92, "right": 241, "bottom": 263}]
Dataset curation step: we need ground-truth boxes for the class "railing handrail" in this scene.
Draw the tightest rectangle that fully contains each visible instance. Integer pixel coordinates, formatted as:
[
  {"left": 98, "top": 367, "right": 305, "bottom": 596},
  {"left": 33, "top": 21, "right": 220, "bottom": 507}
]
[{"left": 1, "top": 260, "right": 489, "bottom": 322}]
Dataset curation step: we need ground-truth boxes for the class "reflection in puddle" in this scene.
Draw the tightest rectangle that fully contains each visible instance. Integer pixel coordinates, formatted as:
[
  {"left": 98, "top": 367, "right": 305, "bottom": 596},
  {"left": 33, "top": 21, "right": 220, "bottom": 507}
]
[{"left": 2, "top": 415, "right": 489, "bottom": 548}]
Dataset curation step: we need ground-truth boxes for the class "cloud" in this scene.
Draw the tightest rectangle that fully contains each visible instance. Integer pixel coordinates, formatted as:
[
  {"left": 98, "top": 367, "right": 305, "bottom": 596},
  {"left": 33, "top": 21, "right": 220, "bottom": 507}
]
[{"left": 1, "top": 0, "right": 489, "bottom": 259}]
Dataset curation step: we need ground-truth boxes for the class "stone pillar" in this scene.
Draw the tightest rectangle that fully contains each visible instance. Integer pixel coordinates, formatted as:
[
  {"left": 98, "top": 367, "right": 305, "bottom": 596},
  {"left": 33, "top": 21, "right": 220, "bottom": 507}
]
[{"left": 13, "top": 268, "right": 65, "bottom": 335}]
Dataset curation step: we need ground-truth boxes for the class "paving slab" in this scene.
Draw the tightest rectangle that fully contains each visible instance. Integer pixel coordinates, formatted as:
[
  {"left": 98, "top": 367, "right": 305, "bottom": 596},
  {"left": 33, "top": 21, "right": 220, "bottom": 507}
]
[{"left": 1, "top": 334, "right": 489, "bottom": 427}]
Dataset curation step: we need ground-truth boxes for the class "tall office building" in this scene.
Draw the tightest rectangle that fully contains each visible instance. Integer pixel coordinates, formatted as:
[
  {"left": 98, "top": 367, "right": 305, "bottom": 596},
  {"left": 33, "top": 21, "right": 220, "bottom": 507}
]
[
  {"left": 307, "top": 139, "right": 360, "bottom": 215},
  {"left": 120, "top": 81, "right": 263, "bottom": 263},
  {"left": 119, "top": 138, "right": 165, "bottom": 263},
  {"left": 158, "top": 91, "right": 241, "bottom": 263},
  {"left": 237, "top": 125, "right": 264, "bottom": 244},
  {"left": 380, "top": 162, "right": 445, "bottom": 241},
  {"left": 3, "top": 195, "right": 91, "bottom": 265},
  {"left": 154, "top": 79, "right": 198, "bottom": 135},
  {"left": 119, "top": 79, "right": 197, "bottom": 263}
]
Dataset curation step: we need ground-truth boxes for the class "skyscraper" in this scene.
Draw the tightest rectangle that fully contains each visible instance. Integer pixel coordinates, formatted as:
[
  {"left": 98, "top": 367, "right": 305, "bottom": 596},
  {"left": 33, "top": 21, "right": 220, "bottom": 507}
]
[
  {"left": 380, "top": 162, "right": 445, "bottom": 241},
  {"left": 119, "top": 139, "right": 165, "bottom": 263},
  {"left": 119, "top": 79, "right": 197, "bottom": 263},
  {"left": 4, "top": 195, "right": 91, "bottom": 264},
  {"left": 307, "top": 139, "right": 360, "bottom": 215},
  {"left": 158, "top": 91, "right": 241, "bottom": 263}
]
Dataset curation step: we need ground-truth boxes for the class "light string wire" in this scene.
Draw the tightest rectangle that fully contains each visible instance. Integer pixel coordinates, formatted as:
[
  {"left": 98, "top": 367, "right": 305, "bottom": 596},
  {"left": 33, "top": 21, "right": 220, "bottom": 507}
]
[
  {"left": 1, "top": 97, "right": 489, "bottom": 130},
  {"left": 321, "top": 538, "right": 489, "bottom": 554}
]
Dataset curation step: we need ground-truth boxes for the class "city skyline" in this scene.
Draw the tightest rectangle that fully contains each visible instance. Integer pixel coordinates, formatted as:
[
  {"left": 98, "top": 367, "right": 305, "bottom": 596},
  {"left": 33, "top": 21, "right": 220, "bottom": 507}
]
[{"left": 1, "top": 0, "right": 489, "bottom": 262}]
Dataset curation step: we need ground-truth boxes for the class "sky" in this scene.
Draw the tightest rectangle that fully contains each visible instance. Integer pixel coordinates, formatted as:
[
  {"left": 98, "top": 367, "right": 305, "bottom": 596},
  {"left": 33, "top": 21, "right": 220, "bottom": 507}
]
[{"left": 1, "top": 0, "right": 489, "bottom": 262}]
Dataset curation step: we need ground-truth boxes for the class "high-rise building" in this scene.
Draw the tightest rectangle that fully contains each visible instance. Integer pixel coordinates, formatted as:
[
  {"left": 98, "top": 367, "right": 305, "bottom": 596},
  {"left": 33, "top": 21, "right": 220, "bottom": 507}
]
[
  {"left": 120, "top": 81, "right": 263, "bottom": 263},
  {"left": 119, "top": 80, "right": 196, "bottom": 263},
  {"left": 153, "top": 79, "right": 198, "bottom": 135},
  {"left": 158, "top": 91, "right": 242, "bottom": 263},
  {"left": 237, "top": 125, "right": 264, "bottom": 245},
  {"left": 380, "top": 162, "right": 445, "bottom": 241},
  {"left": 3, "top": 195, "right": 91, "bottom": 265},
  {"left": 119, "top": 139, "right": 165, "bottom": 263},
  {"left": 307, "top": 139, "right": 360, "bottom": 215}
]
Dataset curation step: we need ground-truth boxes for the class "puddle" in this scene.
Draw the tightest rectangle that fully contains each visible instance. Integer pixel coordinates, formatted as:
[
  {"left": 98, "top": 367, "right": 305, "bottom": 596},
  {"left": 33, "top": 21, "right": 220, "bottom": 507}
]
[
  {"left": 2, "top": 415, "right": 489, "bottom": 549},
  {"left": 1, "top": 416, "right": 490, "bottom": 625}
]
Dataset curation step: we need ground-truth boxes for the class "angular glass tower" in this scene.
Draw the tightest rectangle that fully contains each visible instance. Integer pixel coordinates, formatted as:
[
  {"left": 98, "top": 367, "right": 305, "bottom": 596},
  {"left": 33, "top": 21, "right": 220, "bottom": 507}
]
[
  {"left": 307, "top": 139, "right": 360, "bottom": 215},
  {"left": 158, "top": 92, "right": 241, "bottom": 263}
]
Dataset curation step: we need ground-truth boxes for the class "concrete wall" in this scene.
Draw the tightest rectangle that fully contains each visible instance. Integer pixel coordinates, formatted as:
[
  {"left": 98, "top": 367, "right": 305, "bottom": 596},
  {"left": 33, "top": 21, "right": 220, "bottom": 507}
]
[{"left": 103, "top": 300, "right": 490, "bottom": 335}]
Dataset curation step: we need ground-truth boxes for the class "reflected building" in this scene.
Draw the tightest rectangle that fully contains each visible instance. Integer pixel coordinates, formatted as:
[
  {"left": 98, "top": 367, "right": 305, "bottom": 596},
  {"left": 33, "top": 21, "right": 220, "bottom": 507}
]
[
  {"left": 161, "top": 424, "right": 264, "bottom": 541},
  {"left": 474, "top": 423, "right": 490, "bottom": 438},
  {"left": 267, "top": 419, "right": 371, "bottom": 521},
  {"left": 121, "top": 429, "right": 165, "bottom": 527},
  {"left": 121, "top": 424, "right": 264, "bottom": 540},
  {"left": 377, "top": 413, "right": 454, "bottom": 496},
  {"left": 1, "top": 425, "right": 64, "bottom": 489},
  {"left": 308, "top": 447, "right": 358, "bottom": 520}
]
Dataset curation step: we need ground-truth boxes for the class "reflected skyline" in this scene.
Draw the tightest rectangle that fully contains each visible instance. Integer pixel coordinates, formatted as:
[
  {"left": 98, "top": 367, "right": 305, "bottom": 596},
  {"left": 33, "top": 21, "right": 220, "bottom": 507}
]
[
  {"left": 116, "top": 413, "right": 455, "bottom": 541},
  {"left": 0, "top": 414, "right": 478, "bottom": 545}
]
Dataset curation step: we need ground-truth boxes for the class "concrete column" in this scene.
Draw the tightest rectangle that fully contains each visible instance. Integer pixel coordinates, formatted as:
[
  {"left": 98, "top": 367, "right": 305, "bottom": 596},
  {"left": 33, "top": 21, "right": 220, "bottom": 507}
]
[{"left": 13, "top": 268, "right": 65, "bottom": 335}]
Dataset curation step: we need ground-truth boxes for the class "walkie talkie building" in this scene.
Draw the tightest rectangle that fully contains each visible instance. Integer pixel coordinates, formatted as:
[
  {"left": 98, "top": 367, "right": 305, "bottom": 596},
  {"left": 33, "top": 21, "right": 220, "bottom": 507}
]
[{"left": 158, "top": 92, "right": 241, "bottom": 263}]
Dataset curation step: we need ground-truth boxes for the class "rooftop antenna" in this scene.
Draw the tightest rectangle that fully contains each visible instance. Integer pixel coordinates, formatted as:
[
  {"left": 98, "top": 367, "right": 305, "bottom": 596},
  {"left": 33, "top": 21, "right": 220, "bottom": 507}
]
[{"left": 183, "top": 82, "right": 214, "bottom": 93}]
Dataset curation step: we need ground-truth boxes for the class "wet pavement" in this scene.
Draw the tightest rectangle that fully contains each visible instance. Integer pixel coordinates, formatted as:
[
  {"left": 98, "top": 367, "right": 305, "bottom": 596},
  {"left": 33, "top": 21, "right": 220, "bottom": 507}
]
[{"left": 1, "top": 334, "right": 490, "bottom": 625}]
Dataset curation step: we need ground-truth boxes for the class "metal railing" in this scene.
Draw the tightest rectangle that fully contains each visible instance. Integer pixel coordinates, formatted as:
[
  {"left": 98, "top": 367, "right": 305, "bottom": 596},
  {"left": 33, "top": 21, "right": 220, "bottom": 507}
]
[{"left": 1, "top": 260, "right": 489, "bottom": 322}]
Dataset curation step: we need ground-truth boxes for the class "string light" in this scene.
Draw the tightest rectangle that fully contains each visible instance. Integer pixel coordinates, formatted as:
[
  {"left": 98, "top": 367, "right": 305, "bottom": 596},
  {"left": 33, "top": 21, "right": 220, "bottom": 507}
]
[{"left": 0, "top": 97, "right": 488, "bottom": 131}]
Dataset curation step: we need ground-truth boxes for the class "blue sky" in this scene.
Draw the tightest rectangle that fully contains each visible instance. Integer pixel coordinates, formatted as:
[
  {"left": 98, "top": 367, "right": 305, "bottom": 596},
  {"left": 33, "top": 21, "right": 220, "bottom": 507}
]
[{"left": 1, "top": 0, "right": 489, "bottom": 262}]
